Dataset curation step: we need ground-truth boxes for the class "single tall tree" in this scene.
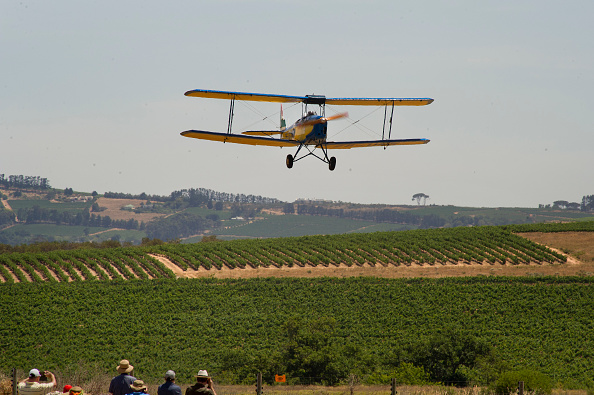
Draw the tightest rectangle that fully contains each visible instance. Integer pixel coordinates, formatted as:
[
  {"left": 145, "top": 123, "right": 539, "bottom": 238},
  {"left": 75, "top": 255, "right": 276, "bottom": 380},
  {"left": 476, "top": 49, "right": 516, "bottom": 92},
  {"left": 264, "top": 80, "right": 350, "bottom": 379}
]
[{"left": 412, "top": 193, "right": 430, "bottom": 206}]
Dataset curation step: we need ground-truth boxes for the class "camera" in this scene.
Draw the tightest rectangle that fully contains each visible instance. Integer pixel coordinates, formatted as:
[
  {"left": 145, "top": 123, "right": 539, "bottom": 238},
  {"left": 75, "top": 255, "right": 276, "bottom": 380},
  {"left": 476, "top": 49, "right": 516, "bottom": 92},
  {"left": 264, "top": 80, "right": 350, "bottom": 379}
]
[{"left": 39, "top": 371, "right": 48, "bottom": 382}]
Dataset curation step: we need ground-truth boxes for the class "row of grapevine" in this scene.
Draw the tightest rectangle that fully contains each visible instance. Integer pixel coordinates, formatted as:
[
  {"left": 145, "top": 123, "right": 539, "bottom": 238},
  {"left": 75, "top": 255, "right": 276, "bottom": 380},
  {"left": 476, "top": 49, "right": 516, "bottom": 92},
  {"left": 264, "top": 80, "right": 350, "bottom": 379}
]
[
  {"left": 143, "top": 226, "right": 567, "bottom": 272},
  {"left": 0, "top": 225, "right": 576, "bottom": 282},
  {"left": 0, "top": 248, "right": 176, "bottom": 283}
]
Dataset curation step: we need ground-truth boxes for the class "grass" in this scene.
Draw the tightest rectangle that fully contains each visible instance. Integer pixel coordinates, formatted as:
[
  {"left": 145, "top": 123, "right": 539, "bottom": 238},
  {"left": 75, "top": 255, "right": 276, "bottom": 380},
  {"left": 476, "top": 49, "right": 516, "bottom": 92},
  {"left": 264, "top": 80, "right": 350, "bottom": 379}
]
[
  {"left": 182, "top": 206, "right": 234, "bottom": 220},
  {"left": 7, "top": 199, "right": 92, "bottom": 212},
  {"left": 5, "top": 224, "right": 106, "bottom": 237},
  {"left": 213, "top": 214, "right": 409, "bottom": 238},
  {"left": 0, "top": 224, "right": 146, "bottom": 243}
]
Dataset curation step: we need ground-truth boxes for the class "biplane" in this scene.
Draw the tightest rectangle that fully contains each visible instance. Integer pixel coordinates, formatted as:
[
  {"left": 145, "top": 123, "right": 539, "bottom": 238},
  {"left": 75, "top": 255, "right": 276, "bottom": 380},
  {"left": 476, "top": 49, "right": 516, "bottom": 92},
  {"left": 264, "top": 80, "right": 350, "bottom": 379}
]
[{"left": 181, "top": 89, "right": 433, "bottom": 171}]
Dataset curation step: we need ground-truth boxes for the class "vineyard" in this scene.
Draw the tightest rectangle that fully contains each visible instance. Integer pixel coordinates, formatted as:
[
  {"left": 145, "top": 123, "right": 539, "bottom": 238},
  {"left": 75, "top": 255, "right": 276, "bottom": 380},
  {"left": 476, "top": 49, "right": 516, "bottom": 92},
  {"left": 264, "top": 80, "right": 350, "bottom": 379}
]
[
  {"left": 0, "top": 276, "right": 593, "bottom": 388},
  {"left": 0, "top": 225, "right": 579, "bottom": 283},
  {"left": 1, "top": 222, "right": 593, "bottom": 389}
]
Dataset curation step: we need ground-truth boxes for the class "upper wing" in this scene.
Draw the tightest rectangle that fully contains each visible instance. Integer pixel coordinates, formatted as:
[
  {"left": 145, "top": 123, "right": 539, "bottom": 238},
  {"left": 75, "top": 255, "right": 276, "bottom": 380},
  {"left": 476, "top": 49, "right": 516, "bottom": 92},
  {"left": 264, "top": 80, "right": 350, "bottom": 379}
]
[
  {"left": 184, "top": 89, "right": 305, "bottom": 103},
  {"left": 184, "top": 89, "right": 434, "bottom": 106},
  {"left": 323, "top": 138, "right": 430, "bottom": 149},
  {"left": 181, "top": 130, "right": 300, "bottom": 147},
  {"left": 324, "top": 98, "right": 433, "bottom": 106}
]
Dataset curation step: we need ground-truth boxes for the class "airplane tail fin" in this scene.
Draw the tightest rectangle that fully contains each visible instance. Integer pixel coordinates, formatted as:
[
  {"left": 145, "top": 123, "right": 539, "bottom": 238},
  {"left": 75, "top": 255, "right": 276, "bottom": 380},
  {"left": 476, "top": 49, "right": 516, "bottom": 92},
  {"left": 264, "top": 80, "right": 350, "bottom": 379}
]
[{"left": 280, "top": 104, "right": 286, "bottom": 130}]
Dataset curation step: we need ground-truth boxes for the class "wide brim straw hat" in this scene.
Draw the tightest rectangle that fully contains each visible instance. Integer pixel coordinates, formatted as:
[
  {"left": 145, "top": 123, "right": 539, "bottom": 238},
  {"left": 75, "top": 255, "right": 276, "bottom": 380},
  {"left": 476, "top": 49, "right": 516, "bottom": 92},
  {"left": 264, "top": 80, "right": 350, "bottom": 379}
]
[
  {"left": 130, "top": 380, "right": 147, "bottom": 392},
  {"left": 116, "top": 360, "right": 134, "bottom": 374},
  {"left": 195, "top": 370, "right": 210, "bottom": 379}
]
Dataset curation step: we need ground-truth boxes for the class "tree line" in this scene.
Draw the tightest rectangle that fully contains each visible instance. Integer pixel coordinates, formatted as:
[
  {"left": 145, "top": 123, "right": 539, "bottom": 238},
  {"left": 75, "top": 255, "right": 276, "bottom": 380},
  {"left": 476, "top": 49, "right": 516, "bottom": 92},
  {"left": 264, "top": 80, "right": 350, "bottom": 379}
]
[
  {"left": 16, "top": 206, "right": 143, "bottom": 230},
  {"left": 0, "top": 174, "right": 51, "bottom": 190},
  {"left": 104, "top": 187, "right": 280, "bottom": 206},
  {"left": 539, "top": 195, "right": 594, "bottom": 211}
]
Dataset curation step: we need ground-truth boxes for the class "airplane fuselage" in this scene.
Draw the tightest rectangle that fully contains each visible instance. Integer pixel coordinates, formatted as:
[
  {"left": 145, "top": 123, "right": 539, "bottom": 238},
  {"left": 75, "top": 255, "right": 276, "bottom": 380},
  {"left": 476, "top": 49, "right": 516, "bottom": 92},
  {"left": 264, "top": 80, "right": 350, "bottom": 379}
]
[{"left": 281, "top": 113, "right": 328, "bottom": 145}]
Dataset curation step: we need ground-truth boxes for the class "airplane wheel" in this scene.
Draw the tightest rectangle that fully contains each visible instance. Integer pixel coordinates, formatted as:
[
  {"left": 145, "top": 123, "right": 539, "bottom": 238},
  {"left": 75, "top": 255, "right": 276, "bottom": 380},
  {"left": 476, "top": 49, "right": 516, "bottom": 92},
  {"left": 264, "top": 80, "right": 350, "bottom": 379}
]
[
  {"left": 286, "top": 154, "right": 294, "bottom": 169},
  {"left": 329, "top": 157, "right": 336, "bottom": 171}
]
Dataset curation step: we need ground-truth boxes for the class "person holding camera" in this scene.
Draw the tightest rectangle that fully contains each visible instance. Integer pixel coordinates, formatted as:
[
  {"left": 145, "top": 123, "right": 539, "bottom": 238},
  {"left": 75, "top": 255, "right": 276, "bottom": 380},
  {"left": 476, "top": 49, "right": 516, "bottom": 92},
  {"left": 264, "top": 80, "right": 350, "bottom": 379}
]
[
  {"left": 18, "top": 369, "right": 57, "bottom": 395},
  {"left": 185, "top": 370, "right": 216, "bottom": 395}
]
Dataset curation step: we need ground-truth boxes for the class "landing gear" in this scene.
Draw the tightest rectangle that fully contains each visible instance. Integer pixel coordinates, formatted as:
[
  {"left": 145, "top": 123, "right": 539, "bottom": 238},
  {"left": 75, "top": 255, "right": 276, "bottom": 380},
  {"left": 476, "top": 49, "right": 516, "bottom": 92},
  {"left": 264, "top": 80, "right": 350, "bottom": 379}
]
[
  {"left": 329, "top": 156, "right": 336, "bottom": 171},
  {"left": 286, "top": 144, "right": 335, "bottom": 170}
]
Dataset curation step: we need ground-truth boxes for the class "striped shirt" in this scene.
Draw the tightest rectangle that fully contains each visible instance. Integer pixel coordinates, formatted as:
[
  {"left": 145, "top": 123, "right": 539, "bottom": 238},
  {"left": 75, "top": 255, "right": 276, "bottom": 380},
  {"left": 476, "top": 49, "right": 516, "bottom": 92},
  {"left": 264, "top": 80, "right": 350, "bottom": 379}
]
[{"left": 18, "top": 382, "right": 55, "bottom": 395}]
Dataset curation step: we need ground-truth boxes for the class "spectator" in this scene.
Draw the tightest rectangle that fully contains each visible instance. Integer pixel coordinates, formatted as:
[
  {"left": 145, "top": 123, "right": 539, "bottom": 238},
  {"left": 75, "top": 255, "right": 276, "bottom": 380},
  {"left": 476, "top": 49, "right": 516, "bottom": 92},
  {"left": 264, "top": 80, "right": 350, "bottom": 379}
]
[
  {"left": 109, "top": 360, "right": 137, "bottom": 395},
  {"left": 129, "top": 380, "right": 149, "bottom": 395},
  {"left": 62, "top": 386, "right": 73, "bottom": 394},
  {"left": 185, "top": 370, "right": 216, "bottom": 395},
  {"left": 158, "top": 371, "right": 181, "bottom": 395},
  {"left": 18, "top": 369, "right": 57, "bottom": 395}
]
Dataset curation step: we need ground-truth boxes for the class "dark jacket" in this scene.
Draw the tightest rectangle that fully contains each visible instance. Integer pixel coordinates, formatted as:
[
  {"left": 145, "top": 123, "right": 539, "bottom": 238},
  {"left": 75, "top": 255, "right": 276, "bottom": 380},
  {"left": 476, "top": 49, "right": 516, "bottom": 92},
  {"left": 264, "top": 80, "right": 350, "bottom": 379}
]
[
  {"left": 185, "top": 383, "right": 213, "bottom": 395},
  {"left": 109, "top": 374, "right": 137, "bottom": 395},
  {"left": 158, "top": 381, "right": 182, "bottom": 395}
]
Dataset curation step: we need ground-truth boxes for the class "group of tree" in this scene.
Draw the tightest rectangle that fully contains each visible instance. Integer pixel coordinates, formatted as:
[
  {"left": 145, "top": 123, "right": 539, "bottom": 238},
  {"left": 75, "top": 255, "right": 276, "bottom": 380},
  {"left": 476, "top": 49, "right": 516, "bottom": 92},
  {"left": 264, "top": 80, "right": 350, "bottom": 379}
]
[
  {"left": 581, "top": 195, "right": 594, "bottom": 211},
  {"left": 217, "top": 316, "right": 551, "bottom": 393},
  {"left": 539, "top": 195, "right": 594, "bottom": 211},
  {"left": 412, "top": 193, "right": 430, "bottom": 206},
  {"left": 144, "top": 212, "right": 218, "bottom": 240},
  {"left": 0, "top": 174, "right": 51, "bottom": 190},
  {"left": 0, "top": 209, "right": 16, "bottom": 228}
]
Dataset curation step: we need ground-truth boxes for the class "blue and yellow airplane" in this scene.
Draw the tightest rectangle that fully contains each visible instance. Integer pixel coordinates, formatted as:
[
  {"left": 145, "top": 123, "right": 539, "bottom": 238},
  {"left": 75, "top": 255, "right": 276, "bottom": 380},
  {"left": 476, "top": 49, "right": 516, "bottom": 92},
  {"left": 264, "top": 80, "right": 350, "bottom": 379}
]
[{"left": 181, "top": 89, "right": 433, "bottom": 171}]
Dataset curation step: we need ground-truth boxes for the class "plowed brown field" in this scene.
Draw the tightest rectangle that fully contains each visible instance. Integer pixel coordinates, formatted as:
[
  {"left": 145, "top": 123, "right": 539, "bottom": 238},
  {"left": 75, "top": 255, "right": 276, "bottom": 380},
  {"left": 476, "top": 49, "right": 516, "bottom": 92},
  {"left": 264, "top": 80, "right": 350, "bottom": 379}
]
[{"left": 94, "top": 197, "right": 167, "bottom": 222}]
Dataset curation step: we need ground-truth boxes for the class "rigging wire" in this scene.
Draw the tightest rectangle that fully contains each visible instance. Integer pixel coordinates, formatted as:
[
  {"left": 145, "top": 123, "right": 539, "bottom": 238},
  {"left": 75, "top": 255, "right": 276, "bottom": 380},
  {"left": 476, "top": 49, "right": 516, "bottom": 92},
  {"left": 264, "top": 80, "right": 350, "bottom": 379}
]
[
  {"left": 235, "top": 100, "right": 300, "bottom": 131},
  {"left": 327, "top": 105, "right": 384, "bottom": 138}
]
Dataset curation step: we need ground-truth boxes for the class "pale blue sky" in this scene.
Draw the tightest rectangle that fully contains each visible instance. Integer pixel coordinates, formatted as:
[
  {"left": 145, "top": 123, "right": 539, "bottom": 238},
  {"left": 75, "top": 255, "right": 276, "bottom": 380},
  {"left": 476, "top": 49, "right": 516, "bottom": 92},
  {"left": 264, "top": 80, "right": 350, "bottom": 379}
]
[{"left": 2, "top": 1, "right": 592, "bottom": 207}]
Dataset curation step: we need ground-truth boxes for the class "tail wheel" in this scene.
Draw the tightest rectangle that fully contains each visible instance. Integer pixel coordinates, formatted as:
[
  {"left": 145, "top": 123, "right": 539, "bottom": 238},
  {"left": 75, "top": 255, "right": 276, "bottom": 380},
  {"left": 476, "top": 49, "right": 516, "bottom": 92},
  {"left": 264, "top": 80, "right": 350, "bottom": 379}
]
[
  {"left": 329, "top": 156, "right": 336, "bottom": 171},
  {"left": 286, "top": 154, "right": 294, "bottom": 169}
]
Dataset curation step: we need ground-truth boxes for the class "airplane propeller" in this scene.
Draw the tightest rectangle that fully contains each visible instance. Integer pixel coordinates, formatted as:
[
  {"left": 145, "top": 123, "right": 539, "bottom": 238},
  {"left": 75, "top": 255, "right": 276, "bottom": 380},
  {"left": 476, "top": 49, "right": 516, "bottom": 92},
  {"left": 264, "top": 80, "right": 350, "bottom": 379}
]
[{"left": 301, "top": 112, "right": 348, "bottom": 126}]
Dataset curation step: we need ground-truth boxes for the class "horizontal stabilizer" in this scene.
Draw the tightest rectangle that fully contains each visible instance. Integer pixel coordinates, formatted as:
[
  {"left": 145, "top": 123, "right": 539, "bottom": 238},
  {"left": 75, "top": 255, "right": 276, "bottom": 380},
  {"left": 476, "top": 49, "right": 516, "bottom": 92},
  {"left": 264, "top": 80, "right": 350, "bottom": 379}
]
[{"left": 242, "top": 130, "right": 284, "bottom": 136}]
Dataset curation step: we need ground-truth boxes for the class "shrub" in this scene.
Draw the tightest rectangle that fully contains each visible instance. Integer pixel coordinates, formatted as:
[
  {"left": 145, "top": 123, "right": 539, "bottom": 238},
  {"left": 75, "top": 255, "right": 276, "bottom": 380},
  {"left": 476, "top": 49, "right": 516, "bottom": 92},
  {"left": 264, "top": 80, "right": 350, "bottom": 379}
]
[{"left": 493, "top": 369, "right": 552, "bottom": 395}]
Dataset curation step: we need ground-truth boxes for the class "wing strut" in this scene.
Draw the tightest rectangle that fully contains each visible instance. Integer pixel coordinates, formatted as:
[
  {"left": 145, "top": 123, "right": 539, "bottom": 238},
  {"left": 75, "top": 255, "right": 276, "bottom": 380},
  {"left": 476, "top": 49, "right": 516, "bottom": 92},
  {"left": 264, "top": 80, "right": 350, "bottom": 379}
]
[
  {"left": 227, "top": 96, "right": 235, "bottom": 134},
  {"left": 381, "top": 101, "right": 395, "bottom": 149}
]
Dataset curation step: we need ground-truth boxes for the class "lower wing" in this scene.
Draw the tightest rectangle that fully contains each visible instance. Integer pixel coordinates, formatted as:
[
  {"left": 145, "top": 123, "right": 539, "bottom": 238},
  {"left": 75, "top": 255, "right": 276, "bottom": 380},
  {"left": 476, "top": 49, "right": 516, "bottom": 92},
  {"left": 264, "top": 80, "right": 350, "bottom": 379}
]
[
  {"left": 323, "top": 138, "right": 430, "bottom": 149},
  {"left": 181, "top": 130, "right": 299, "bottom": 147}
]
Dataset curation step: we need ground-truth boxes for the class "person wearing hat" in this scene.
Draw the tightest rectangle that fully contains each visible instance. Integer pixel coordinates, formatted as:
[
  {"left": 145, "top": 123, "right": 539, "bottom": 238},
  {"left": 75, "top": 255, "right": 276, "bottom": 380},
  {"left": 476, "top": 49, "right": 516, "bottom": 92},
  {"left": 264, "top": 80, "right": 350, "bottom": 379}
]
[
  {"left": 185, "top": 370, "right": 216, "bottom": 395},
  {"left": 18, "top": 369, "right": 57, "bottom": 395},
  {"left": 158, "top": 371, "right": 181, "bottom": 395},
  {"left": 109, "top": 360, "right": 137, "bottom": 395},
  {"left": 129, "top": 380, "right": 149, "bottom": 395},
  {"left": 68, "top": 387, "right": 84, "bottom": 395}
]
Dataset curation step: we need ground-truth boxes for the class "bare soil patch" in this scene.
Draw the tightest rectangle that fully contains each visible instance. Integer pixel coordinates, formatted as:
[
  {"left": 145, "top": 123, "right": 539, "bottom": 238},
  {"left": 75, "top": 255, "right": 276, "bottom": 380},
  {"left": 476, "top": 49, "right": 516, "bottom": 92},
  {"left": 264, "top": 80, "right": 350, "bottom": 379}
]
[{"left": 94, "top": 197, "right": 166, "bottom": 222}]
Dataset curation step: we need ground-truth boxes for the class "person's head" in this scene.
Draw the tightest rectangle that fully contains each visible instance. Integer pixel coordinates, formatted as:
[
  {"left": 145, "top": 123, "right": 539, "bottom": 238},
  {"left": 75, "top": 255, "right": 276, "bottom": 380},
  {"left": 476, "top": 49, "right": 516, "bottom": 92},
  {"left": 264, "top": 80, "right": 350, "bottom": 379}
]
[
  {"left": 62, "top": 385, "right": 73, "bottom": 394},
  {"left": 130, "top": 380, "right": 147, "bottom": 393},
  {"left": 28, "top": 369, "right": 41, "bottom": 382},
  {"left": 164, "top": 370, "right": 176, "bottom": 382},
  {"left": 195, "top": 370, "right": 210, "bottom": 385},
  {"left": 116, "top": 360, "right": 134, "bottom": 375},
  {"left": 69, "top": 386, "right": 83, "bottom": 395}
]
